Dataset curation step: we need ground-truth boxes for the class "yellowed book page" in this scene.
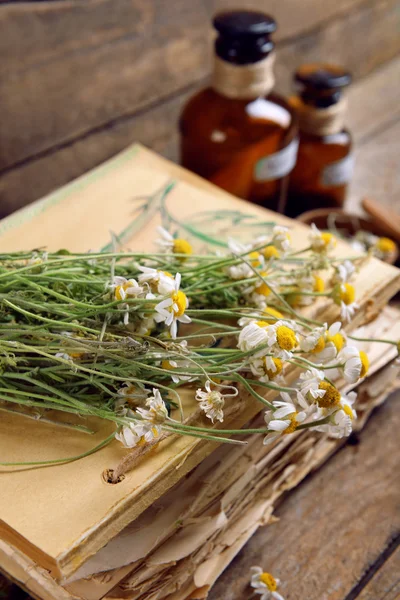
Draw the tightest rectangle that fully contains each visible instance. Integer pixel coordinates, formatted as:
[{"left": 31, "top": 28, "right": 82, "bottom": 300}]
[{"left": 0, "top": 144, "right": 399, "bottom": 581}]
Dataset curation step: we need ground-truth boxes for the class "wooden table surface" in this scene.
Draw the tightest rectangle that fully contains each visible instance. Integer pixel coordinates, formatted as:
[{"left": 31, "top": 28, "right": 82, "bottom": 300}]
[
  {"left": 209, "top": 393, "right": 400, "bottom": 600},
  {"left": 1, "top": 54, "right": 399, "bottom": 600},
  {"left": 207, "top": 55, "right": 400, "bottom": 600}
]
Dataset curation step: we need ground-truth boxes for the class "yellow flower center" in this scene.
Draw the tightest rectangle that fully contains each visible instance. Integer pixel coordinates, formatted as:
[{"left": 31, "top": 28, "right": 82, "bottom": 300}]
[
  {"left": 375, "top": 237, "right": 396, "bottom": 254},
  {"left": 262, "top": 245, "right": 280, "bottom": 259},
  {"left": 326, "top": 332, "right": 345, "bottom": 353},
  {"left": 263, "top": 357, "right": 283, "bottom": 379},
  {"left": 310, "top": 336, "right": 326, "bottom": 354},
  {"left": 263, "top": 307, "right": 284, "bottom": 322},
  {"left": 276, "top": 325, "right": 298, "bottom": 350},
  {"left": 256, "top": 320, "right": 269, "bottom": 328},
  {"left": 259, "top": 572, "right": 277, "bottom": 591},
  {"left": 255, "top": 272, "right": 271, "bottom": 296},
  {"left": 283, "top": 413, "right": 298, "bottom": 435},
  {"left": 342, "top": 404, "right": 354, "bottom": 420},
  {"left": 313, "top": 275, "right": 325, "bottom": 293},
  {"left": 162, "top": 271, "right": 174, "bottom": 278},
  {"left": 170, "top": 291, "right": 187, "bottom": 317},
  {"left": 321, "top": 232, "right": 336, "bottom": 248},
  {"left": 161, "top": 359, "right": 175, "bottom": 371},
  {"left": 318, "top": 381, "right": 341, "bottom": 408},
  {"left": 249, "top": 251, "right": 263, "bottom": 268},
  {"left": 173, "top": 239, "right": 192, "bottom": 256},
  {"left": 340, "top": 283, "right": 355, "bottom": 305},
  {"left": 115, "top": 282, "right": 131, "bottom": 301},
  {"left": 359, "top": 350, "right": 369, "bottom": 378}
]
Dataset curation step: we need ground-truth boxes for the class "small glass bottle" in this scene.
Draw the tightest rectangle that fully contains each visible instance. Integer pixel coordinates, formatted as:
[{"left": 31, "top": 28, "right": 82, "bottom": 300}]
[
  {"left": 179, "top": 11, "right": 298, "bottom": 213},
  {"left": 286, "top": 64, "right": 353, "bottom": 218}
]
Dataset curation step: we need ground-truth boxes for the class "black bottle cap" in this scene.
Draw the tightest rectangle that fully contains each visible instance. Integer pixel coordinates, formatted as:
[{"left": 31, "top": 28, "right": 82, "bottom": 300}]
[
  {"left": 213, "top": 11, "right": 276, "bottom": 64},
  {"left": 295, "top": 64, "right": 352, "bottom": 91},
  {"left": 213, "top": 11, "right": 277, "bottom": 37}
]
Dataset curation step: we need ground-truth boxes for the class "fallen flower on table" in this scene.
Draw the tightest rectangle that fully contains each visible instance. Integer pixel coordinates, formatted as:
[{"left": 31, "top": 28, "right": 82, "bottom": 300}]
[{"left": 250, "top": 566, "right": 285, "bottom": 600}]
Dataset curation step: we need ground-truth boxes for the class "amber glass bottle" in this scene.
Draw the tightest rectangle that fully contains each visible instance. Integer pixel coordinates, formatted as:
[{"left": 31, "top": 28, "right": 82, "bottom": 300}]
[
  {"left": 179, "top": 11, "right": 298, "bottom": 213},
  {"left": 286, "top": 64, "right": 353, "bottom": 218}
]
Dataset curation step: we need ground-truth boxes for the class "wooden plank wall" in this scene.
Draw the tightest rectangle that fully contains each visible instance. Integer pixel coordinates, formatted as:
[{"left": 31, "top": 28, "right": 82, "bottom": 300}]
[{"left": 1, "top": 0, "right": 400, "bottom": 217}]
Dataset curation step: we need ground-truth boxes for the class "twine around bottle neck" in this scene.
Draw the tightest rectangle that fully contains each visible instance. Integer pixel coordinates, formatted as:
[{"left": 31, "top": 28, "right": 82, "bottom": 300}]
[
  {"left": 289, "top": 95, "right": 347, "bottom": 136},
  {"left": 211, "top": 52, "right": 276, "bottom": 99}
]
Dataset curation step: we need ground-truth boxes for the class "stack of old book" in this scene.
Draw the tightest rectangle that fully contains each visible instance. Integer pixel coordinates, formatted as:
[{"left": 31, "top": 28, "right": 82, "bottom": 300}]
[{"left": 0, "top": 145, "right": 399, "bottom": 600}]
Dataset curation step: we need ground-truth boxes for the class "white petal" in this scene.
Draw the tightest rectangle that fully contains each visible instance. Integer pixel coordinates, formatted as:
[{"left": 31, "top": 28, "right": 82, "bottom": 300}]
[
  {"left": 274, "top": 405, "right": 295, "bottom": 419},
  {"left": 170, "top": 320, "right": 178, "bottom": 339},
  {"left": 268, "top": 419, "right": 290, "bottom": 432},
  {"left": 178, "top": 314, "right": 191, "bottom": 324}
]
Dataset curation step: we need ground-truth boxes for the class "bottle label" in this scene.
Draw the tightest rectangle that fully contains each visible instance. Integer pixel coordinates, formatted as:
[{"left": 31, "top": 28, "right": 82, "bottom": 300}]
[
  {"left": 254, "top": 138, "right": 299, "bottom": 182},
  {"left": 321, "top": 153, "right": 354, "bottom": 187}
]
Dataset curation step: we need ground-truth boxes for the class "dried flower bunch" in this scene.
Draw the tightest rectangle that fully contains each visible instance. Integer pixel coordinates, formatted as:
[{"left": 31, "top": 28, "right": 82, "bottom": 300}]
[{"left": 0, "top": 224, "right": 398, "bottom": 467}]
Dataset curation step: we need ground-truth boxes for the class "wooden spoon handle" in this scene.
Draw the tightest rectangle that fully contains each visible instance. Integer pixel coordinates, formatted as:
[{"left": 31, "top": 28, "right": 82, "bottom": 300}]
[{"left": 362, "top": 197, "right": 400, "bottom": 243}]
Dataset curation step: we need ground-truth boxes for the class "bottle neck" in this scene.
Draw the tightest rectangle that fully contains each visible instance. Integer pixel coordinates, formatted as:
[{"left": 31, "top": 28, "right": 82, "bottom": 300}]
[
  {"left": 289, "top": 95, "right": 347, "bottom": 136},
  {"left": 211, "top": 52, "right": 276, "bottom": 100}
]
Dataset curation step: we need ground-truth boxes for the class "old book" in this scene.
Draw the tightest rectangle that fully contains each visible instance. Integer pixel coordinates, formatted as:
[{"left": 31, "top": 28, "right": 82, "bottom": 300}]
[
  {"left": 1, "top": 307, "right": 399, "bottom": 600},
  {"left": 0, "top": 144, "right": 399, "bottom": 587}
]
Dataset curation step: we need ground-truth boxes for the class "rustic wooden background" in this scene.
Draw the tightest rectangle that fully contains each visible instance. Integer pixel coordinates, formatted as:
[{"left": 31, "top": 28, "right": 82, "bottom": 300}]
[{"left": 1, "top": 0, "right": 400, "bottom": 218}]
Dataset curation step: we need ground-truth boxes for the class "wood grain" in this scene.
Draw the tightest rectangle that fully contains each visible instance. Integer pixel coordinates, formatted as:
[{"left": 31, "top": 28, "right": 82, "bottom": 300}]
[
  {"left": 355, "top": 546, "right": 400, "bottom": 600},
  {"left": 0, "top": 0, "right": 399, "bottom": 180},
  {"left": 347, "top": 57, "right": 400, "bottom": 144},
  {"left": 208, "top": 392, "right": 400, "bottom": 600},
  {"left": 2, "top": 47, "right": 400, "bottom": 219},
  {"left": 0, "top": 0, "right": 368, "bottom": 77},
  {"left": 348, "top": 119, "right": 400, "bottom": 214}
]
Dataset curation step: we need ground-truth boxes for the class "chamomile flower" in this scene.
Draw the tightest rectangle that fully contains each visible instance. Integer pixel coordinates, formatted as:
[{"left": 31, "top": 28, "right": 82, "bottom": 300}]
[
  {"left": 55, "top": 352, "right": 74, "bottom": 363},
  {"left": 265, "top": 320, "right": 299, "bottom": 359},
  {"left": 112, "top": 276, "right": 144, "bottom": 301},
  {"left": 250, "top": 566, "right": 285, "bottom": 600},
  {"left": 316, "top": 381, "right": 342, "bottom": 408},
  {"left": 111, "top": 276, "right": 145, "bottom": 325},
  {"left": 136, "top": 388, "right": 168, "bottom": 424},
  {"left": 156, "top": 226, "right": 193, "bottom": 257},
  {"left": 115, "top": 419, "right": 162, "bottom": 448},
  {"left": 313, "top": 391, "right": 357, "bottom": 438},
  {"left": 300, "top": 325, "right": 327, "bottom": 353},
  {"left": 161, "top": 357, "right": 191, "bottom": 383},
  {"left": 314, "top": 321, "right": 346, "bottom": 363},
  {"left": 297, "top": 368, "right": 326, "bottom": 405},
  {"left": 373, "top": 237, "right": 397, "bottom": 261},
  {"left": 226, "top": 239, "right": 264, "bottom": 279},
  {"left": 264, "top": 393, "right": 306, "bottom": 443},
  {"left": 331, "top": 346, "right": 369, "bottom": 383},
  {"left": 115, "top": 383, "right": 150, "bottom": 411},
  {"left": 138, "top": 266, "right": 175, "bottom": 294},
  {"left": 263, "top": 245, "right": 281, "bottom": 260},
  {"left": 115, "top": 420, "right": 143, "bottom": 448},
  {"left": 134, "top": 313, "right": 156, "bottom": 336},
  {"left": 272, "top": 225, "right": 291, "bottom": 253},
  {"left": 310, "top": 223, "right": 337, "bottom": 253},
  {"left": 250, "top": 356, "right": 283, "bottom": 382},
  {"left": 246, "top": 274, "right": 277, "bottom": 308},
  {"left": 196, "top": 380, "right": 225, "bottom": 423},
  {"left": 332, "top": 260, "right": 356, "bottom": 284},
  {"left": 154, "top": 273, "right": 191, "bottom": 338},
  {"left": 333, "top": 283, "right": 359, "bottom": 322},
  {"left": 238, "top": 321, "right": 270, "bottom": 355},
  {"left": 28, "top": 251, "right": 48, "bottom": 266}
]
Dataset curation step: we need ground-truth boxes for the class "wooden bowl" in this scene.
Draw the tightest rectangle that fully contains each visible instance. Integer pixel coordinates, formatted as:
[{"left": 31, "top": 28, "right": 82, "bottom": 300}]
[{"left": 297, "top": 208, "right": 399, "bottom": 264}]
